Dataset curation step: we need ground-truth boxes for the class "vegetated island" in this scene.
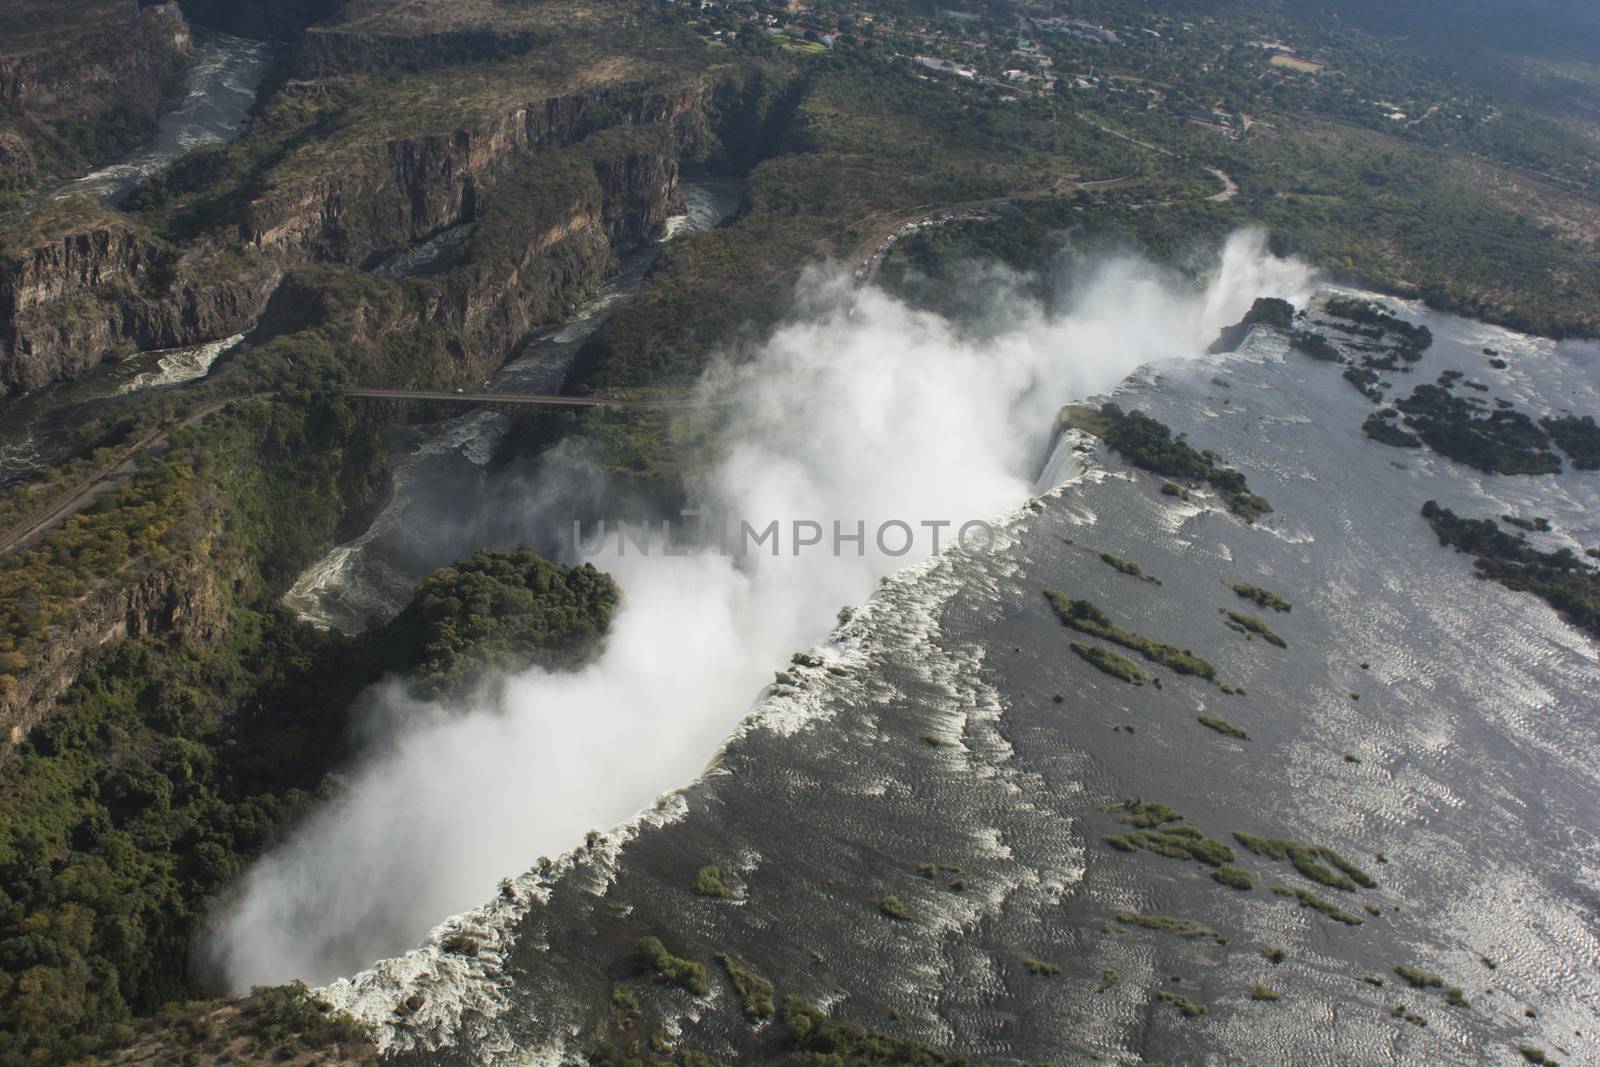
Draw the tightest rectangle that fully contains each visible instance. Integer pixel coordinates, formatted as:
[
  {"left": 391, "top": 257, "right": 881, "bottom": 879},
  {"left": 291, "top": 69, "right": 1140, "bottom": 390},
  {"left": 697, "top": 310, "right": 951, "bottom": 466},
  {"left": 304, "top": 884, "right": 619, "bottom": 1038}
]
[
  {"left": 1421, "top": 501, "right": 1600, "bottom": 636},
  {"left": 1386, "top": 384, "right": 1563, "bottom": 474},
  {"left": 1062, "top": 403, "right": 1273, "bottom": 522},
  {"left": 1046, "top": 591, "right": 1222, "bottom": 685},
  {"left": 1540, "top": 414, "right": 1600, "bottom": 470}
]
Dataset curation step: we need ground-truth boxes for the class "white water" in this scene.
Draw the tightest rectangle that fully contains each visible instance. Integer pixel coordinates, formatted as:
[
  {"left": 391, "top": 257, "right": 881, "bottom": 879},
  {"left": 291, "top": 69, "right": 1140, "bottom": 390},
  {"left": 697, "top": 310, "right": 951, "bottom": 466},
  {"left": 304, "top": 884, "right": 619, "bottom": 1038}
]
[
  {"left": 67, "top": 30, "right": 277, "bottom": 205},
  {"left": 117, "top": 334, "right": 244, "bottom": 394},
  {"left": 206, "top": 230, "right": 1312, "bottom": 987}
]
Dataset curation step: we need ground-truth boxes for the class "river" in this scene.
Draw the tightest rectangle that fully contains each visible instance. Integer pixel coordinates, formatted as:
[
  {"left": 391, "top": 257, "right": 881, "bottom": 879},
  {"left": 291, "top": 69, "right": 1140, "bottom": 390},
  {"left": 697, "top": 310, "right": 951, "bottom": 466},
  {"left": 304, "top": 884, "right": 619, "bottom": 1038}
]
[
  {"left": 302, "top": 282, "right": 1600, "bottom": 1066},
  {"left": 0, "top": 30, "right": 276, "bottom": 489}
]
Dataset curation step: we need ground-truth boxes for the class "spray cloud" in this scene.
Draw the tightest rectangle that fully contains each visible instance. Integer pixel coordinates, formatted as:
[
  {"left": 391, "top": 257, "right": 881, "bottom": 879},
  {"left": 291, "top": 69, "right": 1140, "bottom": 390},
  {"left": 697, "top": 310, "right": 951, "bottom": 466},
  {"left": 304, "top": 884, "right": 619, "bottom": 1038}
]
[{"left": 206, "top": 230, "right": 1312, "bottom": 986}]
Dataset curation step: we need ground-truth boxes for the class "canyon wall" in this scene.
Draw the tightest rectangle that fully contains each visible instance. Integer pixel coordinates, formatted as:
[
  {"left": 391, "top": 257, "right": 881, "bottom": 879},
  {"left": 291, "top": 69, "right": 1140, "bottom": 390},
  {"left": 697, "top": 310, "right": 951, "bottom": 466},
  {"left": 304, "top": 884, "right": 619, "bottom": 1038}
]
[
  {"left": 0, "top": 1, "right": 193, "bottom": 183},
  {"left": 0, "top": 75, "right": 719, "bottom": 395}
]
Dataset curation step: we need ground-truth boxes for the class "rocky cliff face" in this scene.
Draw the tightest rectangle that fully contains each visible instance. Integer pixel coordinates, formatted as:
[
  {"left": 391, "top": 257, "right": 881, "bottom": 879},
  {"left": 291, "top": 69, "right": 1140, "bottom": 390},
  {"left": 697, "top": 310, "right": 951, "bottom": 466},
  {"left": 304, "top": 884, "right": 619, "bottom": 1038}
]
[
  {"left": 0, "top": 75, "right": 712, "bottom": 394},
  {"left": 255, "top": 125, "right": 684, "bottom": 390},
  {"left": 0, "top": 1, "right": 192, "bottom": 184},
  {"left": 241, "top": 82, "right": 710, "bottom": 266},
  {"left": 0, "top": 222, "right": 279, "bottom": 394},
  {"left": 0, "top": 545, "right": 227, "bottom": 743}
]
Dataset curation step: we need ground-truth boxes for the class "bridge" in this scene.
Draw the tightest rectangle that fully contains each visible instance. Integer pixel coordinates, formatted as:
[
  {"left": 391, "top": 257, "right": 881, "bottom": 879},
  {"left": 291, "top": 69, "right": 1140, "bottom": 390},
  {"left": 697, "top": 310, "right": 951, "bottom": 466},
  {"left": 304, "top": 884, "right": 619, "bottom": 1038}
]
[{"left": 343, "top": 388, "right": 697, "bottom": 409}]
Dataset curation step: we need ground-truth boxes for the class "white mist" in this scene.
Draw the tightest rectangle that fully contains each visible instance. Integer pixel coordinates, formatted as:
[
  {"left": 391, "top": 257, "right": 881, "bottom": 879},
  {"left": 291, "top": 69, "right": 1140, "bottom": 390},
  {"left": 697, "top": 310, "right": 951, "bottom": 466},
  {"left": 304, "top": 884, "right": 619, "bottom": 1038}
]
[{"left": 205, "top": 230, "right": 1311, "bottom": 986}]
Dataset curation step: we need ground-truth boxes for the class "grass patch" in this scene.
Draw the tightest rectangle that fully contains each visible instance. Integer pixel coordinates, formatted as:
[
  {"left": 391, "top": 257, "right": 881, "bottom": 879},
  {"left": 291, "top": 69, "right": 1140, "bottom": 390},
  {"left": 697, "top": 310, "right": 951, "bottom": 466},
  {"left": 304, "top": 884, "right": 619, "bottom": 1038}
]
[
  {"left": 1061, "top": 403, "right": 1116, "bottom": 438},
  {"left": 1096, "top": 969, "right": 1120, "bottom": 992},
  {"left": 1023, "top": 958, "right": 1062, "bottom": 976},
  {"left": 1048, "top": 591, "right": 1219, "bottom": 683},
  {"left": 1394, "top": 965, "right": 1443, "bottom": 989},
  {"left": 1114, "top": 912, "right": 1228, "bottom": 945},
  {"left": 878, "top": 896, "right": 913, "bottom": 921},
  {"left": 1220, "top": 609, "right": 1287, "bottom": 648},
  {"left": 1231, "top": 583, "right": 1292, "bottom": 612},
  {"left": 1212, "top": 865, "right": 1255, "bottom": 890},
  {"left": 716, "top": 954, "right": 774, "bottom": 1020},
  {"left": 1097, "top": 551, "right": 1162, "bottom": 585},
  {"left": 1101, "top": 798, "right": 1184, "bottom": 827},
  {"left": 1250, "top": 985, "right": 1280, "bottom": 1001},
  {"left": 1109, "top": 827, "right": 1235, "bottom": 866},
  {"left": 1156, "top": 990, "right": 1207, "bottom": 1017},
  {"left": 1198, "top": 715, "right": 1250, "bottom": 740},
  {"left": 1519, "top": 1046, "right": 1561, "bottom": 1066},
  {"left": 693, "top": 865, "right": 734, "bottom": 898},
  {"left": 1071, "top": 642, "right": 1148, "bottom": 684},
  {"left": 1099, "top": 798, "right": 1237, "bottom": 868},
  {"left": 637, "top": 937, "right": 708, "bottom": 996},
  {"left": 1390, "top": 1004, "right": 1427, "bottom": 1027},
  {"left": 1272, "top": 887, "right": 1366, "bottom": 925},
  {"left": 1233, "top": 833, "right": 1376, "bottom": 891},
  {"left": 1260, "top": 947, "right": 1286, "bottom": 964}
]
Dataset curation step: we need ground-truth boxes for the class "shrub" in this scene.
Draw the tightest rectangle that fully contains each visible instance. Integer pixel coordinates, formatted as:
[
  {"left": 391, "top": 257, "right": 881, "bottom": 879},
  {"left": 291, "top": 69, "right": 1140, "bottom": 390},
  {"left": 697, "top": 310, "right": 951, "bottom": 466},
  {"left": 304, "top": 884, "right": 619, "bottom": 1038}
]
[
  {"left": 637, "top": 937, "right": 708, "bottom": 995},
  {"left": 1212, "top": 865, "right": 1255, "bottom": 890},
  {"left": 1199, "top": 715, "right": 1250, "bottom": 740},
  {"left": 716, "top": 954, "right": 774, "bottom": 1019},
  {"left": 693, "top": 865, "right": 734, "bottom": 898}
]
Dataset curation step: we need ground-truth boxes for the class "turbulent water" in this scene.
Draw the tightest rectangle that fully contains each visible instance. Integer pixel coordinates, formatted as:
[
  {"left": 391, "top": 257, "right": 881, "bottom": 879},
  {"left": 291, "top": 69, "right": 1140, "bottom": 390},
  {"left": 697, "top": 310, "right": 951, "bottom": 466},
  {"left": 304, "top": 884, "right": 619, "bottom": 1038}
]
[
  {"left": 67, "top": 29, "right": 278, "bottom": 206},
  {"left": 297, "top": 283, "right": 1600, "bottom": 1066}
]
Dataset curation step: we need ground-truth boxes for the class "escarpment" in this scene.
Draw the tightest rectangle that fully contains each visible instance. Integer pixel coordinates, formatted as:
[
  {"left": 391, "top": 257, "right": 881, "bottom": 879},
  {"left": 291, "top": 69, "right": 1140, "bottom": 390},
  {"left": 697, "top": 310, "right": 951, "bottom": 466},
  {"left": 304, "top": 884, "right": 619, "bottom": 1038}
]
[
  {"left": 0, "top": 0, "right": 193, "bottom": 185},
  {"left": 1, "top": 68, "right": 725, "bottom": 395},
  {"left": 254, "top": 122, "right": 686, "bottom": 389},
  {"left": 0, "top": 217, "right": 279, "bottom": 393},
  {"left": 239, "top": 81, "right": 713, "bottom": 264}
]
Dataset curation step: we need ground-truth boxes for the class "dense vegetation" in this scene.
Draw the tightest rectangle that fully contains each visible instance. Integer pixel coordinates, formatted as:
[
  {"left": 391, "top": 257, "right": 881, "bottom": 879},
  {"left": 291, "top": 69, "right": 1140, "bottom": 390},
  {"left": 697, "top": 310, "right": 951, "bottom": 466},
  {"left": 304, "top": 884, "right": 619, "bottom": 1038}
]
[
  {"left": 1388, "top": 385, "right": 1563, "bottom": 475},
  {"left": 1220, "top": 609, "right": 1287, "bottom": 648},
  {"left": 1208, "top": 296, "right": 1296, "bottom": 354},
  {"left": 379, "top": 550, "right": 619, "bottom": 695},
  {"left": 1070, "top": 641, "right": 1147, "bottom": 684},
  {"left": 0, "top": 547, "right": 617, "bottom": 1062},
  {"left": 1421, "top": 501, "right": 1600, "bottom": 637},
  {"left": 1233, "top": 832, "right": 1376, "bottom": 892},
  {"left": 1541, "top": 415, "right": 1600, "bottom": 470},
  {"left": 1323, "top": 298, "right": 1434, "bottom": 360},
  {"left": 1089, "top": 404, "right": 1273, "bottom": 522},
  {"left": 96, "top": 982, "right": 377, "bottom": 1066},
  {"left": 1231, "top": 583, "right": 1291, "bottom": 612},
  {"left": 780, "top": 995, "right": 994, "bottom": 1066}
]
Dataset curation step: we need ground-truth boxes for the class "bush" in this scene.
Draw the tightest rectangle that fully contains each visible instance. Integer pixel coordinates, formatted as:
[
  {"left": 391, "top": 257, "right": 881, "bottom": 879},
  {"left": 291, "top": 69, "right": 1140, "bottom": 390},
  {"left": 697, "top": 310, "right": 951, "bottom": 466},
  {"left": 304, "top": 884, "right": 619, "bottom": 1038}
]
[
  {"left": 636, "top": 937, "right": 709, "bottom": 995},
  {"left": 693, "top": 865, "right": 734, "bottom": 898}
]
